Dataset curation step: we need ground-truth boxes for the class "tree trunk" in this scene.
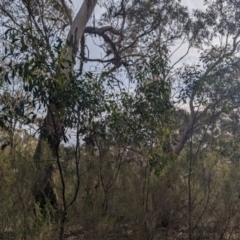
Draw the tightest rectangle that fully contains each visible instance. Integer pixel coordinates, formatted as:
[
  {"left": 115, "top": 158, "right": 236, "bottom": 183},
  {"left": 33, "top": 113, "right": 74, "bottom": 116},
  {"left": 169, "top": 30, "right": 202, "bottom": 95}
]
[
  {"left": 32, "top": 0, "right": 98, "bottom": 219},
  {"left": 32, "top": 103, "right": 62, "bottom": 215}
]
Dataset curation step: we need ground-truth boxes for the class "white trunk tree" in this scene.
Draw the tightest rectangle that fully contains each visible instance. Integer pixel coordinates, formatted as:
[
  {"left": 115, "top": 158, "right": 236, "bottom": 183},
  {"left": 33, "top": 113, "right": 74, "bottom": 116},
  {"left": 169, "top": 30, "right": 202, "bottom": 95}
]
[{"left": 32, "top": 0, "right": 98, "bottom": 225}]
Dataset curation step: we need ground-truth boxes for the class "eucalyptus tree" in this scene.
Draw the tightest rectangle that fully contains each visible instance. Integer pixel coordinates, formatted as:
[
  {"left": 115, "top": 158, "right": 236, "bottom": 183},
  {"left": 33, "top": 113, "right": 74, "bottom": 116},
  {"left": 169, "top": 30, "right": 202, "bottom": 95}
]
[
  {"left": 0, "top": 0, "right": 190, "bottom": 206},
  {"left": 172, "top": 0, "right": 240, "bottom": 156},
  {"left": 0, "top": 0, "right": 97, "bottom": 236},
  {"left": 170, "top": 1, "right": 240, "bottom": 238}
]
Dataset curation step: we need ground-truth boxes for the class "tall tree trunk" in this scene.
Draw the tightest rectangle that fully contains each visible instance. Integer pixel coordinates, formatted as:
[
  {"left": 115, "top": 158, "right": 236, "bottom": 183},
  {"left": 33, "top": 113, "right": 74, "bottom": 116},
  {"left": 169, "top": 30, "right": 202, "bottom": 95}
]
[{"left": 32, "top": 0, "right": 98, "bottom": 218}]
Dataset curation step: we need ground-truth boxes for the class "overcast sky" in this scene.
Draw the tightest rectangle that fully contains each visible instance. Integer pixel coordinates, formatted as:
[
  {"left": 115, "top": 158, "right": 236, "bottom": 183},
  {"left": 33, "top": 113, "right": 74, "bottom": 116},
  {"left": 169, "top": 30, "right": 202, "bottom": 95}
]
[
  {"left": 181, "top": 0, "right": 205, "bottom": 10},
  {"left": 72, "top": 0, "right": 205, "bottom": 16},
  {"left": 69, "top": 0, "right": 209, "bottom": 77},
  {"left": 70, "top": 0, "right": 206, "bottom": 70}
]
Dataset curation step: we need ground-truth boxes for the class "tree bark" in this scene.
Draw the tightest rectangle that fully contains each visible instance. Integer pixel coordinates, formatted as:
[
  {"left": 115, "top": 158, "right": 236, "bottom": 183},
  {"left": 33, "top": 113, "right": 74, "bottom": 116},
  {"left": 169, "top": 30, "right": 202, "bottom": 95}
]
[{"left": 173, "top": 118, "right": 195, "bottom": 155}]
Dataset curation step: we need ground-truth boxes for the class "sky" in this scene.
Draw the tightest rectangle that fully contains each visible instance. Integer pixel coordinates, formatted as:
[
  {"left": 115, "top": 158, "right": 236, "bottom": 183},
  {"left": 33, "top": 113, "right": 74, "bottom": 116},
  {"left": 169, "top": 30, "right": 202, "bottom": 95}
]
[
  {"left": 181, "top": 0, "right": 205, "bottom": 11},
  {"left": 69, "top": 1, "right": 207, "bottom": 89},
  {"left": 70, "top": 0, "right": 206, "bottom": 71},
  {"left": 72, "top": 0, "right": 205, "bottom": 16}
]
